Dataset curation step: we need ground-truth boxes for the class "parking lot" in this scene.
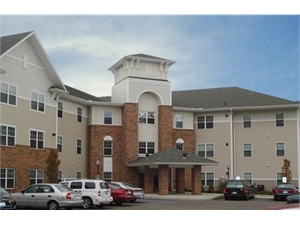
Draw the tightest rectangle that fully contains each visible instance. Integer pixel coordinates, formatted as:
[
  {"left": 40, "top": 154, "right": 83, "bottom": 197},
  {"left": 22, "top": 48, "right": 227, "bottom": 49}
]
[{"left": 99, "top": 196, "right": 287, "bottom": 210}]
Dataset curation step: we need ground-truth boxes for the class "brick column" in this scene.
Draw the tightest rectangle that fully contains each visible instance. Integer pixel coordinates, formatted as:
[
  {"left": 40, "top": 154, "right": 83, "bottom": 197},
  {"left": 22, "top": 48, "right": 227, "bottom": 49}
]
[
  {"left": 191, "top": 165, "right": 202, "bottom": 195},
  {"left": 176, "top": 168, "right": 185, "bottom": 193},
  {"left": 158, "top": 165, "right": 169, "bottom": 195},
  {"left": 158, "top": 106, "right": 173, "bottom": 151},
  {"left": 144, "top": 166, "right": 156, "bottom": 193}
]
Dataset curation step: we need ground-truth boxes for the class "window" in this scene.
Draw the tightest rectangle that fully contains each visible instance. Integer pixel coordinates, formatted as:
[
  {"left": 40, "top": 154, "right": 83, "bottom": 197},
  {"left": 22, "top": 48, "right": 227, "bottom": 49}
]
[
  {"left": 31, "top": 91, "right": 45, "bottom": 112},
  {"left": 139, "top": 111, "right": 155, "bottom": 124},
  {"left": 30, "top": 169, "right": 44, "bottom": 185},
  {"left": 104, "top": 109, "right": 112, "bottom": 124},
  {"left": 58, "top": 102, "right": 63, "bottom": 118},
  {"left": 201, "top": 172, "right": 214, "bottom": 186},
  {"left": 243, "top": 143, "right": 252, "bottom": 157},
  {"left": 30, "top": 130, "right": 44, "bottom": 150},
  {"left": 0, "top": 125, "right": 15, "bottom": 146},
  {"left": 276, "top": 142, "right": 285, "bottom": 157},
  {"left": 0, "top": 168, "right": 15, "bottom": 189},
  {"left": 243, "top": 172, "right": 252, "bottom": 184},
  {"left": 139, "top": 141, "right": 155, "bottom": 156},
  {"left": 197, "top": 115, "right": 213, "bottom": 129},
  {"left": 243, "top": 115, "right": 251, "bottom": 128},
  {"left": 276, "top": 172, "right": 283, "bottom": 185},
  {"left": 276, "top": 113, "right": 284, "bottom": 127},
  {"left": 77, "top": 139, "right": 82, "bottom": 154},
  {"left": 175, "top": 139, "right": 184, "bottom": 150},
  {"left": 0, "top": 83, "right": 17, "bottom": 105},
  {"left": 103, "top": 172, "right": 112, "bottom": 182},
  {"left": 76, "top": 171, "right": 82, "bottom": 179},
  {"left": 197, "top": 143, "right": 214, "bottom": 157},
  {"left": 175, "top": 114, "right": 183, "bottom": 128},
  {"left": 104, "top": 139, "right": 113, "bottom": 156},
  {"left": 57, "top": 136, "right": 63, "bottom": 152},
  {"left": 77, "top": 107, "right": 82, "bottom": 122}
]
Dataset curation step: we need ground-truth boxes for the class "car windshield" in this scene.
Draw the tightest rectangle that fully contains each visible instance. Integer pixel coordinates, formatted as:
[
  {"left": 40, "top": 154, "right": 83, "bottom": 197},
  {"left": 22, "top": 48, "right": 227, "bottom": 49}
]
[
  {"left": 277, "top": 184, "right": 294, "bottom": 189},
  {"left": 122, "top": 182, "right": 134, "bottom": 188},
  {"left": 55, "top": 184, "right": 74, "bottom": 192},
  {"left": 226, "top": 181, "right": 244, "bottom": 188}
]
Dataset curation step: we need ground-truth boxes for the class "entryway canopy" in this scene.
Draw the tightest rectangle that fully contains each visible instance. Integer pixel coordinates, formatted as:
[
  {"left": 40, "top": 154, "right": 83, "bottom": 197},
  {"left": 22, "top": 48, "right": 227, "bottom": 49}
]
[{"left": 127, "top": 148, "right": 219, "bottom": 168}]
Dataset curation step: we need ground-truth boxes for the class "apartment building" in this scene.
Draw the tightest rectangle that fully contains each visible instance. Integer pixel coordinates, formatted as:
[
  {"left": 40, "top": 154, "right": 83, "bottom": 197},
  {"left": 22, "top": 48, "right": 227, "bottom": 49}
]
[{"left": 1, "top": 31, "right": 299, "bottom": 194}]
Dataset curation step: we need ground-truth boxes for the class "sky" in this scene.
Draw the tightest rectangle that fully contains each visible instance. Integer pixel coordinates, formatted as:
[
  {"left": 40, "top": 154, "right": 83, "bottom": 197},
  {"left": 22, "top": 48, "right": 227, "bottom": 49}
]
[{"left": 1, "top": 3, "right": 299, "bottom": 102}]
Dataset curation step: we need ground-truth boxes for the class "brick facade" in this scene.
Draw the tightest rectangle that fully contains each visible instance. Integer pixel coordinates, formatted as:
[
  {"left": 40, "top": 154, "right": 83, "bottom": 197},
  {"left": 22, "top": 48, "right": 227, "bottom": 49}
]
[
  {"left": 158, "top": 105, "right": 173, "bottom": 151},
  {"left": 1, "top": 145, "right": 56, "bottom": 192}
]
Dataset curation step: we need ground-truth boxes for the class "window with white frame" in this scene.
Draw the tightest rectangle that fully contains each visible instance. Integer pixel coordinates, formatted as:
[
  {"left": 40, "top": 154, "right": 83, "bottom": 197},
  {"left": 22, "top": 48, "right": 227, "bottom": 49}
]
[
  {"left": 139, "top": 111, "right": 155, "bottom": 124},
  {"left": 243, "top": 143, "right": 252, "bottom": 157},
  {"left": 276, "top": 113, "right": 284, "bottom": 127},
  {"left": 197, "top": 143, "right": 214, "bottom": 157},
  {"left": 104, "top": 109, "right": 112, "bottom": 124},
  {"left": 0, "top": 168, "right": 15, "bottom": 189},
  {"left": 30, "top": 169, "right": 44, "bottom": 185},
  {"left": 77, "top": 107, "right": 82, "bottom": 122},
  {"left": 30, "top": 130, "right": 44, "bottom": 150},
  {"left": 139, "top": 141, "right": 155, "bottom": 156},
  {"left": 58, "top": 101, "right": 63, "bottom": 118},
  {"left": 0, "top": 125, "right": 15, "bottom": 147},
  {"left": 175, "top": 138, "right": 184, "bottom": 150},
  {"left": 276, "top": 172, "right": 283, "bottom": 185},
  {"left": 104, "top": 136, "right": 113, "bottom": 156},
  {"left": 175, "top": 114, "right": 183, "bottom": 128},
  {"left": 77, "top": 139, "right": 82, "bottom": 154},
  {"left": 201, "top": 172, "right": 214, "bottom": 186},
  {"left": 57, "top": 136, "right": 63, "bottom": 152},
  {"left": 243, "top": 115, "right": 251, "bottom": 128},
  {"left": 0, "top": 82, "right": 17, "bottom": 105},
  {"left": 103, "top": 172, "right": 112, "bottom": 182},
  {"left": 31, "top": 91, "right": 45, "bottom": 112},
  {"left": 197, "top": 115, "right": 213, "bottom": 129},
  {"left": 276, "top": 142, "right": 285, "bottom": 157},
  {"left": 243, "top": 172, "right": 252, "bottom": 184}
]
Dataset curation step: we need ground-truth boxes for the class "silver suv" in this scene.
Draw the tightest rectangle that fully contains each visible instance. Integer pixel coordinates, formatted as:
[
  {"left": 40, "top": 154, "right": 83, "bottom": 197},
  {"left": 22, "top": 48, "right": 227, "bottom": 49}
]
[{"left": 60, "top": 179, "right": 113, "bottom": 209}]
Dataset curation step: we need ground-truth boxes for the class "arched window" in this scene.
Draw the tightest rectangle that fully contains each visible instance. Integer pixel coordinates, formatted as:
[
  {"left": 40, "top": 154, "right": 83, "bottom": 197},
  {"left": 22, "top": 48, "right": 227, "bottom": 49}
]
[
  {"left": 175, "top": 138, "right": 184, "bottom": 150},
  {"left": 103, "top": 136, "right": 113, "bottom": 156}
]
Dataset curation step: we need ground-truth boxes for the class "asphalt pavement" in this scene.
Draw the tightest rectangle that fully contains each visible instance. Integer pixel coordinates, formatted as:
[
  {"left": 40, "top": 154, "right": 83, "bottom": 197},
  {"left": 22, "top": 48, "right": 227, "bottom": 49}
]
[{"left": 145, "top": 192, "right": 273, "bottom": 200}]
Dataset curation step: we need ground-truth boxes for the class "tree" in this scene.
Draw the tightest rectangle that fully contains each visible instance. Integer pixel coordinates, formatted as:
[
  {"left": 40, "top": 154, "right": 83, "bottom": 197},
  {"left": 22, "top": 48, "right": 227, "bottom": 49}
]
[
  {"left": 281, "top": 158, "right": 292, "bottom": 183},
  {"left": 45, "top": 149, "right": 61, "bottom": 183}
]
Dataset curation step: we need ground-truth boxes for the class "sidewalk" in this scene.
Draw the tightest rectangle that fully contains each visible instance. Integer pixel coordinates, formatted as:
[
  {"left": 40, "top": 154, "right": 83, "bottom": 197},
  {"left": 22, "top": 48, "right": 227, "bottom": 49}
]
[{"left": 145, "top": 192, "right": 273, "bottom": 200}]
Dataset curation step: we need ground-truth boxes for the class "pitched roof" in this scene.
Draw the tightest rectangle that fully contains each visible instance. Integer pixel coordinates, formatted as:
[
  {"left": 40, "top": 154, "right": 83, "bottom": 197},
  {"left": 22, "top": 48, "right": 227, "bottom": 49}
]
[
  {"left": 172, "top": 87, "right": 295, "bottom": 109},
  {"left": 127, "top": 148, "right": 218, "bottom": 168},
  {"left": 64, "top": 85, "right": 111, "bottom": 102},
  {"left": 0, "top": 31, "right": 33, "bottom": 55}
]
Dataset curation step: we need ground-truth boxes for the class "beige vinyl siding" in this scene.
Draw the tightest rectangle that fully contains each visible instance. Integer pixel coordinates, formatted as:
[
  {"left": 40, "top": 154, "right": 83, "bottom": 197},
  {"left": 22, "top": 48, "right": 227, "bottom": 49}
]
[
  {"left": 57, "top": 98, "right": 89, "bottom": 179},
  {"left": 89, "top": 105, "right": 122, "bottom": 125}
]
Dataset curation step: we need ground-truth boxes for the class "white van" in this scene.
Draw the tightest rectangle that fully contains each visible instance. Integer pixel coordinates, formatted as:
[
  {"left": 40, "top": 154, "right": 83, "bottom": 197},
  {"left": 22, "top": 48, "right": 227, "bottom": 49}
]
[{"left": 60, "top": 179, "right": 113, "bottom": 209}]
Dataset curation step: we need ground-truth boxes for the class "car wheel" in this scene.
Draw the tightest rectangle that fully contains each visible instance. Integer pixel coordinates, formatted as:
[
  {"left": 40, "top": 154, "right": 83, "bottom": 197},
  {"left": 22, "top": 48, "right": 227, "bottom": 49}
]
[
  {"left": 82, "top": 197, "right": 93, "bottom": 209},
  {"left": 115, "top": 202, "right": 123, "bottom": 206},
  {"left": 48, "top": 201, "right": 59, "bottom": 210},
  {"left": 130, "top": 198, "right": 137, "bottom": 203},
  {"left": 245, "top": 194, "right": 250, "bottom": 200},
  {"left": 224, "top": 196, "right": 229, "bottom": 200}
]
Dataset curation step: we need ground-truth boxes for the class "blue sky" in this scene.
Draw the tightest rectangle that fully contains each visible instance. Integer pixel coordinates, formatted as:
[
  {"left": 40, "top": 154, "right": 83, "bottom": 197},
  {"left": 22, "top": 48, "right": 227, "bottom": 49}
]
[{"left": 1, "top": 14, "right": 299, "bottom": 101}]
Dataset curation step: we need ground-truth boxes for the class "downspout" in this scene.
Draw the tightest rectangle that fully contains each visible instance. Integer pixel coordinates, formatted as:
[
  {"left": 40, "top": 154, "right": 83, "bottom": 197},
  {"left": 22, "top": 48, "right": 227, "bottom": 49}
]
[
  {"left": 230, "top": 108, "right": 234, "bottom": 179},
  {"left": 297, "top": 107, "right": 300, "bottom": 189}
]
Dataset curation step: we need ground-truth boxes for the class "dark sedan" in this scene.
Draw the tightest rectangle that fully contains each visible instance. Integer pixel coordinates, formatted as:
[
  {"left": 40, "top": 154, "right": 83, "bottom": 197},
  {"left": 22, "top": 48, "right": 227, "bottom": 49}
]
[
  {"left": 0, "top": 187, "right": 17, "bottom": 210},
  {"left": 273, "top": 183, "right": 298, "bottom": 201},
  {"left": 286, "top": 194, "right": 300, "bottom": 203}
]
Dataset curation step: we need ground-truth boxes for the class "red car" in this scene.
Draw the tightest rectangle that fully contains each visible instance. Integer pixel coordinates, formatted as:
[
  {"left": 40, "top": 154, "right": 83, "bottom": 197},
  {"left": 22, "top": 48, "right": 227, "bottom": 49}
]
[
  {"left": 108, "top": 183, "right": 135, "bottom": 205},
  {"left": 272, "top": 183, "right": 298, "bottom": 201}
]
